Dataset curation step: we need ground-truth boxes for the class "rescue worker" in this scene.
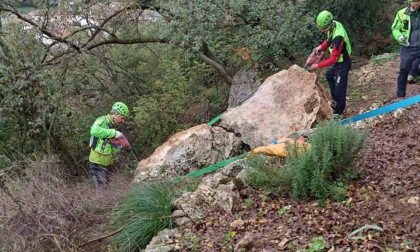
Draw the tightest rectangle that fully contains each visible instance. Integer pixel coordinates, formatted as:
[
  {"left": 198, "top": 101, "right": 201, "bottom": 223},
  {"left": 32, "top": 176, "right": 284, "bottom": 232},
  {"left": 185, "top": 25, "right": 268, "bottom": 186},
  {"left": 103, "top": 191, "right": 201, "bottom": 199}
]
[
  {"left": 392, "top": 0, "right": 420, "bottom": 98},
  {"left": 88, "top": 102, "right": 129, "bottom": 190},
  {"left": 309, "top": 10, "right": 352, "bottom": 116}
]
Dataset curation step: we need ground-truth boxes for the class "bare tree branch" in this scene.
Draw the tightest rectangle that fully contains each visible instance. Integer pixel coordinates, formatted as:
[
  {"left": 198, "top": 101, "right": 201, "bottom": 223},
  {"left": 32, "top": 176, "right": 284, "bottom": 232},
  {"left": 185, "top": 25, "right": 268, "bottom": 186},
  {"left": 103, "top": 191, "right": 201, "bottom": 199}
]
[
  {"left": 201, "top": 54, "right": 232, "bottom": 86},
  {"left": 85, "top": 37, "right": 169, "bottom": 50},
  {"left": 1, "top": 2, "right": 233, "bottom": 85},
  {"left": 82, "top": 2, "right": 141, "bottom": 47}
]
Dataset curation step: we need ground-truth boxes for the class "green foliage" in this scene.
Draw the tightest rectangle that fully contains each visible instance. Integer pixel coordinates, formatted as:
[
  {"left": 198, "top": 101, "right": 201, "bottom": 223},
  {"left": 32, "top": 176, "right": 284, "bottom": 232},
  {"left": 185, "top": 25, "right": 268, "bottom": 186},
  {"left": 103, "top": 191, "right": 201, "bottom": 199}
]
[
  {"left": 131, "top": 48, "right": 227, "bottom": 147},
  {"left": 245, "top": 119, "right": 367, "bottom": 202},
  {"left": 0, "top": 23, "right": 66, "bottom": 158},
  {"left": 258, "top": 207, "right": 264, "bottom": 217},
  {"left": 298, "top": 236, "right": 328, "bottom": 252},
  {"left": 242, "top": 197, "right": 253, "bottom": 208},
  {"left": 329, "top": 182, "right": 347, "bottom": 202},
  {"left": 245, "top": 155, "right": 289, "bottom": 194},
  {"left": 285, "top": 119, "right": 367, "bottom": 201},
  {"left": 109, "top": 182, "right": 173, "bottom": 251},
  {"left": 185, "top": 233, "right": 200, "bottom": 251},
  {"left": 223, "top": 231, "right": 236, "bottom": 243},
  {"left": 400, "top": 240, "right": 417, "bottom": 251},
  {"left": 277, "top": 205, "right": 291, "bottom": 216},
  {"left": 161, "top": 0, "right": 316, "bottom": 71}
]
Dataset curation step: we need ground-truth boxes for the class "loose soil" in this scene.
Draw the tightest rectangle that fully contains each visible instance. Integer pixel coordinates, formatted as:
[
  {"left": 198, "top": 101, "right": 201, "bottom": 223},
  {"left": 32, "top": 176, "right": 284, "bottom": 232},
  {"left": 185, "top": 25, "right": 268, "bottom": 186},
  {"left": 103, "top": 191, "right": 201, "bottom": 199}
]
[{"left": 174, "top": 55, "right": 420, "bottom": 252}]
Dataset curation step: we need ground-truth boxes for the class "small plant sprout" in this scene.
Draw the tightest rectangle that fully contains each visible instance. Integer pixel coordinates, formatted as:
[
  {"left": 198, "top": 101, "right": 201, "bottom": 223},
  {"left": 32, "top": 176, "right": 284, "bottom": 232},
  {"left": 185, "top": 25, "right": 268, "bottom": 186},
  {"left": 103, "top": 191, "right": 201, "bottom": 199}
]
[
  {"left": 400, "top": 240, "right": 416, "bottom": 251},
  {"left": 185, "top": 233, "right": 200, "bottom": 251},
  {"left": 259, "top": 193, "right": 267, "bottom": 201},
  {"left": 242, "top": 197, "right": 253, "bottom": 208},
  {"left": 223, "top": 231, "right": 236, "bottom": 243},
  {"left": 258, "top": 207, "right": 264, "bottom": 217},
  {"left": 277, "top": 205, "right": 292, "bottom": 216}
]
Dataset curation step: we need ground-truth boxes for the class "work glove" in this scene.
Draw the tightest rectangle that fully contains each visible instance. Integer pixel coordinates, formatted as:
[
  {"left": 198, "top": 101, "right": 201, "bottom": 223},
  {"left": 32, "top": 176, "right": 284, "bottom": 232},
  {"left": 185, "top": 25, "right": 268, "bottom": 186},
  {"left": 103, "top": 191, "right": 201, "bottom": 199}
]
[
  {"left": 398, "top": 35, "right": 410, "bottom": 46},
  {"left": 398, "top": 35, "right": 406, "bottom": 43},
  {"left": 115, "top": 131, "right": 123, "bottom": 139}
]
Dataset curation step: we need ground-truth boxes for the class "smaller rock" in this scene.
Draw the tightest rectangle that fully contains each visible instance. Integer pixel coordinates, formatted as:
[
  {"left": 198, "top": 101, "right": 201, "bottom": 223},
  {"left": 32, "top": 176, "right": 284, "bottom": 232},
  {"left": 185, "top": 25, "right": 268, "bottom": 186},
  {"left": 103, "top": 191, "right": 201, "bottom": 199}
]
[
  {"left": 407, "top": 196, "right": 418, "bottom": 205},
  {"left": 230, "top": 219, "right": 245, "bottom": 229},
  {"left": 234, "top": 232, "right": 253, "bottom": 252}
]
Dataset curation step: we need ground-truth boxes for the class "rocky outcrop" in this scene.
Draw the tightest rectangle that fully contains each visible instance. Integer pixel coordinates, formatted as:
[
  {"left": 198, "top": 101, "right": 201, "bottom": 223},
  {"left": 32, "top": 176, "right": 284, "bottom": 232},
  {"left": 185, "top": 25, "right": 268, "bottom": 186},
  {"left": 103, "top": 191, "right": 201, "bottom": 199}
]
[
  {"left": 219, "top": 64, "right": 332, "bottom": 148},
  {"left": 133, "top": 124, "right": 242, "bottom": 183},
  {"left": 144, "top": 166, "right": 247, "bottom": 252}
]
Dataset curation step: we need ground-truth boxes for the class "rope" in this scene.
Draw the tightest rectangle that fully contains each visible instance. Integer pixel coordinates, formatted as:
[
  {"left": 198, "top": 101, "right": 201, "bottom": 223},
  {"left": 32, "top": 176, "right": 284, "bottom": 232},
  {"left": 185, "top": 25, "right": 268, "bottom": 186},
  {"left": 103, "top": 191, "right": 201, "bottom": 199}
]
[
  {"left": 172, "top": 153, "right": 247, "bottom": 182},
  {"left": 207, "top": 112, "right": 224, "bottom": 126},
  {"left": 370, "top": 54, "right": 397, "bottom": 61},
  {"left": 342, "top": 95, "right": 419, "bottom": 125}
]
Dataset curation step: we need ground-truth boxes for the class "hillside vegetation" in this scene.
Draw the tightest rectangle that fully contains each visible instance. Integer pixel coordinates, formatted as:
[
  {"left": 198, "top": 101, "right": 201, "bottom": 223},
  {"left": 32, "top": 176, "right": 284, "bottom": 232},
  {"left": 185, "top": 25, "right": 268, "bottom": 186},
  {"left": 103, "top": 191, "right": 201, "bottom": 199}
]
[{"left": 0, "top": 0, "right": 418, "bottom": 251}]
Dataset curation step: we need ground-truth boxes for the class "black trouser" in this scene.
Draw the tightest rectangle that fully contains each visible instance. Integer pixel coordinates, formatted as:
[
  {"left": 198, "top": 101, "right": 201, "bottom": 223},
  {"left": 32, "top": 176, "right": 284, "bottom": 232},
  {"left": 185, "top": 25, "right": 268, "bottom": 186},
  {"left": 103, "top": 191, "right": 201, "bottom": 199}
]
[
  {"left": 398, "top": 46, "right": 420, "bottom": 97},
  {"left": 89, "top": 162, "right": 113, "bottom": 190},
  {"left": 408, "top": 57, "right": 420, "bottom": 77},
  {"left": 325, "top": 58, "right": 352, "bottom": 115}
]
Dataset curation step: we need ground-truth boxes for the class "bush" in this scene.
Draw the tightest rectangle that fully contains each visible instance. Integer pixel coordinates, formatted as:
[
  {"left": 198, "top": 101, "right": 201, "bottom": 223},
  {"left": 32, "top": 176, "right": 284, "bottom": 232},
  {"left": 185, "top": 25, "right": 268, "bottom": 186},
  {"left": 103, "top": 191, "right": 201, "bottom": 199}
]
[
  {"left": 245, "top": 154, "right": 289, "bottom": 194},
  {"left": 285, "top": 118, "right": 367, "bottom": 201},
  {"left": 245, "top": 119, "right": 367, "bottom": 202},
  {"left": 109, "top": 182, "right": 174, "bottom": 252}
]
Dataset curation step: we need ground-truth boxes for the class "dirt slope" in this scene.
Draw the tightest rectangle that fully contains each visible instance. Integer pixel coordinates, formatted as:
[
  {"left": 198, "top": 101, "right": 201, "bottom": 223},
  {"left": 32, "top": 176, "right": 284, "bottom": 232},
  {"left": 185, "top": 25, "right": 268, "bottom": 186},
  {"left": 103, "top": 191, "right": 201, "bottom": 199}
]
[{"left": 174, "top": 55, "right": 420, "bottom": 252}]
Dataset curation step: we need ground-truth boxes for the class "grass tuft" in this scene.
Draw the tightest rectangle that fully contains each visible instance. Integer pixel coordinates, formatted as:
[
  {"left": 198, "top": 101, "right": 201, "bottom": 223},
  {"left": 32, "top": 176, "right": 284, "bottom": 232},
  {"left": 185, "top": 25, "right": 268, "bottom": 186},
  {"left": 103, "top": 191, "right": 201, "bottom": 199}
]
[{"left": 109, "top": 182, "right": 174, "bottom": 251}]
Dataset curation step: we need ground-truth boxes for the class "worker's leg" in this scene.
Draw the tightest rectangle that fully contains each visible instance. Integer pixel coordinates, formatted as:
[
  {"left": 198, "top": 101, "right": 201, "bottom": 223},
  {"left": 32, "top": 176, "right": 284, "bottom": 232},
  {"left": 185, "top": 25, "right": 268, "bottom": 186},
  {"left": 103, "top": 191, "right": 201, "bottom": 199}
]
[
  {"left": 89, "top": 162, "right": 108, "bottom": 191},
  {"left": 325, "top": 65, "right": 338, "bottom": 110},
  {"left": 334, "top": 58, "right": 352, "bottom": 115}
]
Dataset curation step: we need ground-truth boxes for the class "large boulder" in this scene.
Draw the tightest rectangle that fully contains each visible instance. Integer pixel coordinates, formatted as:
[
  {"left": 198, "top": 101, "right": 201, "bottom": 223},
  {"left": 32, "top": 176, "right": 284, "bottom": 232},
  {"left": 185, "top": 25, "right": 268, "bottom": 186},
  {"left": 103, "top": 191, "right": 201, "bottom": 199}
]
[
  {"left": 133, "top": 124, "right": 242, "bottom": 182},
  {"left": 219, "top": 64, "right": 332, "bottom": 149}
]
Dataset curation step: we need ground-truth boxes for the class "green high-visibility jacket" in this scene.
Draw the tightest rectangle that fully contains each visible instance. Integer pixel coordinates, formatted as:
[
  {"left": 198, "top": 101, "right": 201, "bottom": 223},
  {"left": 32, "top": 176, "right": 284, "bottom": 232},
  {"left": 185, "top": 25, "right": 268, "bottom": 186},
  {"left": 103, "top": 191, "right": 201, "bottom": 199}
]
[
  {"left": 89, "top": 115, "right": 119, "bottom": 167},
  {"left": 326, "top": 21, "right": 352, "bottom": 63},
  {"left": 391, "top": 7, "right": 418, "bottom": 44}
]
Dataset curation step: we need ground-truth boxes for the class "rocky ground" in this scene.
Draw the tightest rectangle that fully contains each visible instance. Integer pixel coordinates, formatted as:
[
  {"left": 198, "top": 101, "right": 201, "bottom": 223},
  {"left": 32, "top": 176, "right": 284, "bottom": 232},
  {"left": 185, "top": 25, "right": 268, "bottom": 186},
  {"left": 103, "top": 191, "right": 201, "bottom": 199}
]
[{"left": 173, "top": 55, "right": 420, "bottom": 251}]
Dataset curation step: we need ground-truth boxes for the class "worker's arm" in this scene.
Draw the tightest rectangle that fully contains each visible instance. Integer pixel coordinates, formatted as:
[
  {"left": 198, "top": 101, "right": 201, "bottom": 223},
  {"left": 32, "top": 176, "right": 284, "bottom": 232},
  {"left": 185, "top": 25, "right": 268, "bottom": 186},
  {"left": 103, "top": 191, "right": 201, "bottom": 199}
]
[
  {"left": 310, "top": 36, "right": 344, "bottom": 70},
  {"left": 90, "top": 116, "right": 117, "bottom": 139}
]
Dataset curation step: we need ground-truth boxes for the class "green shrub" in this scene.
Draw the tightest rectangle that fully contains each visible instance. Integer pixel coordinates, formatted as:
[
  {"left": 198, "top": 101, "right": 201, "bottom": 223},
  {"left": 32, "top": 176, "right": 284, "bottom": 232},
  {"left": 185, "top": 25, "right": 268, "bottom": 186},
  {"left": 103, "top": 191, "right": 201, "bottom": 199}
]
[
  {"left": 245, "top": 119, "right": 367, "bottom": 202},
  {"left": 245, "top": 155, "right": 289, "bottom": 194},
  {"left": 109, "top": 182, "right": 174, "bottom": 252},
  {"left": 285, "top": 118, "right": 367, "bottom": 201},
  {"left": 329, "top": 182, "right": 348, "bottom": 202}
]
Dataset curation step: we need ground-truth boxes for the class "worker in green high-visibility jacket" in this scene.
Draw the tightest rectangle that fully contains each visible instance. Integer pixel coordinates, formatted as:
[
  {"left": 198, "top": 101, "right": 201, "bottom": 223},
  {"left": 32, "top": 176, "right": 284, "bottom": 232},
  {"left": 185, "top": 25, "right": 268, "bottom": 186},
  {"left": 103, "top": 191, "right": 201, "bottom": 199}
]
[
  {"left": 88, "top": 102, "right": 129, "bottom": 190},
  {"left": 391, "top": 0, "right": 420, "bottom": 98},
  {"left": 308, "top": 10, "right": 352, "bottom": 116}
]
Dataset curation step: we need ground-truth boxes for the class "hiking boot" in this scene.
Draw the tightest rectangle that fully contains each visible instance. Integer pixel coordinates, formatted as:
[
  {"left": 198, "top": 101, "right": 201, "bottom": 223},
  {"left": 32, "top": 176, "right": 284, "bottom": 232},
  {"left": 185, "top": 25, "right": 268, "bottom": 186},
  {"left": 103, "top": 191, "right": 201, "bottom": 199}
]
[{"left": 407, "top": 75, "right": 415, "bottom": 84}]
